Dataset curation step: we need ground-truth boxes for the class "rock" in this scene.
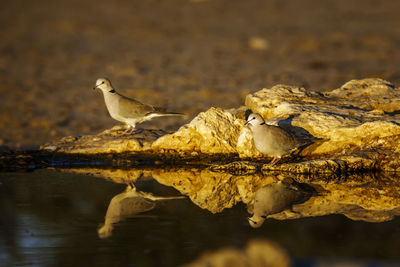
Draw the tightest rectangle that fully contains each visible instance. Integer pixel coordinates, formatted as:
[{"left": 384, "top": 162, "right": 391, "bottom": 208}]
[
  {"left": 152, "top": 107, "right": 243, "bottom": 154},
  {"left": 41, "top": 126, "right": 167, "bottom": 154},
  {"left": 261, "top": 156, "right": 377, "bottom": 174},
  {"left": 236, "top": 125, "right": 264, "bottom": 158},
  {"left": 325, "top": 78, "right": 400, "bottom": 113},
  {"left": 41, "top": 78, "right": 400, "bottom": 172},
  {"left": 209, "top": 161, "right": 260, "bottom": 175},
  {"left": 242, "top": 78, "right": 400, "bottom": 170},
  {"left": 182, "top": 239, "right": 291, "bottom": 267}
]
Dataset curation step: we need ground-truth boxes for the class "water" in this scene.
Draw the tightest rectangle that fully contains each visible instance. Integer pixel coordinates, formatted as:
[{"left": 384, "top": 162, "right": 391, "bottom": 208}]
[{"left": 1, "top": 169, "right": 400, "bottom": 266}]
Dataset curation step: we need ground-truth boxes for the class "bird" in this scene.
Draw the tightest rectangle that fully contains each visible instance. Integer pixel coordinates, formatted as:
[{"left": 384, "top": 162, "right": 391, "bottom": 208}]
[
  {"left": 94, "top": 78, "right": 184, "bottom": 134},
  {"left": 248, "top": 181, "right": 307, "bottom": 228},
  {"left": 246, "top": 112, "right": 302, "bottom": 165},
  {"left": 98, "top": 184, "right": 186, "bottom": 238}
]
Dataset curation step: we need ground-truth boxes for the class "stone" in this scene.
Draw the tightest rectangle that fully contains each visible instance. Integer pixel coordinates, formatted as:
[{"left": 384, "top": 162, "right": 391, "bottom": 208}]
[
  {"left": 182, "top": 239, "right": 291, "bottom": 267},
  {"left": 41, "top": 126, "right": 166, "bottom": 154},
  {"left": 241, "top": 78, "right": 400, "bottom": 170},
  {"left": 40, "top": 78, "right": 400, "bottom": 172},
  {"left": 261, "top": 156, "right": 377, "bottom": 174},
  {"left": 151, "top": 107, "right": 243, "bottom": 154},
  {"left": 325, "top": 78, "right": 400, "bottom": 113}
]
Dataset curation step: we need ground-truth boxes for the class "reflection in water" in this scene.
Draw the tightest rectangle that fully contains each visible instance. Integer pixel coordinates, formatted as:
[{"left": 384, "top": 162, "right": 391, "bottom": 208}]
[
  {"left": 248, "top": 181, "right": 311, "bottom": 228},
  {"left": 63, "top": 167, "right": 400, "bottom": 224},
  {"left": 98, "top": 183, "right": 185, "bottom": 238},
  {"left": 183, "top": 239, "right": 291, "bottom": 267},
  {"left": 2, "top": 169, "right": 400, "bottom": 266}
]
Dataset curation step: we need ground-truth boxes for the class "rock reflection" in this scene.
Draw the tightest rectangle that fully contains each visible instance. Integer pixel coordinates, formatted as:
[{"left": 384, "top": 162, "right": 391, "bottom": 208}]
[
  {"left": 248, "top": 181, "right": 312, "bottom": 228},
  {"left": 182, "top": 239, "right": 290, "bottom": 267},
  {"left": 58, "top": 167, "right": 400, "bottom": 224},
  {"left": 268, "top": 175, "right": 400, "bottom": 223},
  {"left": 98, "top": 183, "right": 185, "bottom": 239}
]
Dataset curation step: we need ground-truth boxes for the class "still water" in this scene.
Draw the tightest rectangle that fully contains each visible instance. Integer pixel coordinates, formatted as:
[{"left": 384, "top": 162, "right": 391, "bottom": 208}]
[{"left": 1, "top": 169, "right": 400, "bottom": 266}]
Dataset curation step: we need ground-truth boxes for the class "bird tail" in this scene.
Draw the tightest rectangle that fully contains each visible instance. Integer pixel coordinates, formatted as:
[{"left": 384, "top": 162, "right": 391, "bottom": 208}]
[
  {"left": 147, "top": 111, "right": 185, "bottom": 118},
  {"left": 160, "top": 112, "right": 185, "bottom": 116},
  {"left": 148, "top": 195, "right": 187, "bottom": 201}
]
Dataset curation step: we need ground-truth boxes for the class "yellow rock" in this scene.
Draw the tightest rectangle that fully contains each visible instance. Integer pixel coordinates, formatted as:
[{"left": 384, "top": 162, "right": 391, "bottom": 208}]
[{"left": 41, "top": 78, "right": 400, "bottom": 171}]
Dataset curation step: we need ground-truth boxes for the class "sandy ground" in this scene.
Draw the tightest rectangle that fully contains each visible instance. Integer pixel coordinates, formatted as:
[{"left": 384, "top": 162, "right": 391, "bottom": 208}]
[{"left": 1, "top": 0, "right": 400, "bottom": 148}]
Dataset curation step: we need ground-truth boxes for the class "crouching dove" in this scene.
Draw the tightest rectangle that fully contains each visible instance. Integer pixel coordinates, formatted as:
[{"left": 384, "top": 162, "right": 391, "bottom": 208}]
[
  {"left": 94, "top": 78, "right": 184, "bottom": 133},
  {"left": 248, "top": 181, "right": 307, "bottom": 228},
  {"left": 246, "top": 113, "right": 302, "bottom": 165}
]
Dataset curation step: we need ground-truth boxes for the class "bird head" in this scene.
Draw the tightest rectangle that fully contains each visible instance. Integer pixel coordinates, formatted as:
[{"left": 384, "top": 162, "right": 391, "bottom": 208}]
[
  {"left": 248, "top": 214, "right": 267, "bottom": 228},
  {"left": 246, "top": 113, "right": 265, "bottom": 127},
  {"left": 93, "top": 77, "right": 113, "bottom": 92},
  {"left": 97, "top": 223, "right": 113, "bottom": 239}
]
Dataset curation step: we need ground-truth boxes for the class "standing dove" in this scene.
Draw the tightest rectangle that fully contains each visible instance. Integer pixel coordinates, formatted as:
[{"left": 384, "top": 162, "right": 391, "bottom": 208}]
[{"left": 94, "top": 78, "right": 183, "bottom": 133}]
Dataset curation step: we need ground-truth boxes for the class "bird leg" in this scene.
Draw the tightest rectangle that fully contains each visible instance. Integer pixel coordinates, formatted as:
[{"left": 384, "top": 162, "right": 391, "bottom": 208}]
[
  {"left": 123, "top": 125, "right": 133, "bottom": 134},
  {"left": 127, "top": 182, "right": 136, "bottom": 190},
  {"left": 123, "top": 125, "right": 137, "bottom": 134},
  {"left": 121, "top": 178, "right": 136, "bottom": 191},
  {"left": 133, "top": 128, "right": 144, "bottom": 134},
  {"left": 271, "top": 175, "right": 280, "bottom": 182},
  {"left": 269, "top": 157, "right": 281, "bottom": 166}
]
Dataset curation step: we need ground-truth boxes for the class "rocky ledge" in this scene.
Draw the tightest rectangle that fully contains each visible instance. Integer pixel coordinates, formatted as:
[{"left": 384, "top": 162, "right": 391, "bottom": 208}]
[{"left": 41, "top": 78, "right": 400, "bottom": 172}]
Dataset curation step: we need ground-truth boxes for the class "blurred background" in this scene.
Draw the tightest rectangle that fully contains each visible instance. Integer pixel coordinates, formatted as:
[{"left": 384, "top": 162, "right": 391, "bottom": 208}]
[{"left": 1, "top": 0, "right": 400, "bottom": 148}]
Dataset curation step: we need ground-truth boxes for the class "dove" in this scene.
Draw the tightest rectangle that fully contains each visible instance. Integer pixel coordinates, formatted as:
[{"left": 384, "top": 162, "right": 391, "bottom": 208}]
[
  {"left": 246, "top": 113, "right": 302, "bottom": 165},
  {"left": 98, "top": 184, "right": 185, "bottom": 238},
  {"left": 94, "top": 78, "right": 184, "bottom": 133},
  {"left": 248, "top": 181, "right": 307, "bottom": 228}
]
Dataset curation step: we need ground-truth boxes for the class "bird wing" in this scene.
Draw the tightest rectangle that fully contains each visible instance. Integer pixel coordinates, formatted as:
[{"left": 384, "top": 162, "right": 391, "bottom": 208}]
[
  {"left": 119, "top": 197, "right": 156, "bottom": 216},
  {"left": 267, "top": 125, "right": 300, "bottom": 151},
  {"left": 117, "top": 94, "right": 156, "bottom": 119}
]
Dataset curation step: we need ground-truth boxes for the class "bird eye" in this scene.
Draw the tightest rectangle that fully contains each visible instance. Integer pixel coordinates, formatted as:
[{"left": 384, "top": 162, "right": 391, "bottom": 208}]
[{"left": 261, "top": 215, "right": 266, "bottom": 219}]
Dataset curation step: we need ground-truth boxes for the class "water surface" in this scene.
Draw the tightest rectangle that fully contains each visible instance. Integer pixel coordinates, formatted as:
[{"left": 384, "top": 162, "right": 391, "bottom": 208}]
[{"left": 1, "top": 169, "right": 400, "bottom": 266}]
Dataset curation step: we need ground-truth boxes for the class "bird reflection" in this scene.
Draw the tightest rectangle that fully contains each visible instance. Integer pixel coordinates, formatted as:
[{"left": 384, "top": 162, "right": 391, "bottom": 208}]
[
  {"left": 248, "top": 181, "right": 311, "bottom": 228},
  {"left": 98, "top": 183, "right": 185, "bottom": 238}
]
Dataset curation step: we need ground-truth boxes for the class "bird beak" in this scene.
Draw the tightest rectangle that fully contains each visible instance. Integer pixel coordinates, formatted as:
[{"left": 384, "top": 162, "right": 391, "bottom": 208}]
[
  {"left": 245, "top": 117, "right": 254, "bottom": 126},
  {"left": 93, "top": 81, "right": 105, "bottom": 90},
  {"left": 248, "top": 217, "right": 256, "bottom": 224}
]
